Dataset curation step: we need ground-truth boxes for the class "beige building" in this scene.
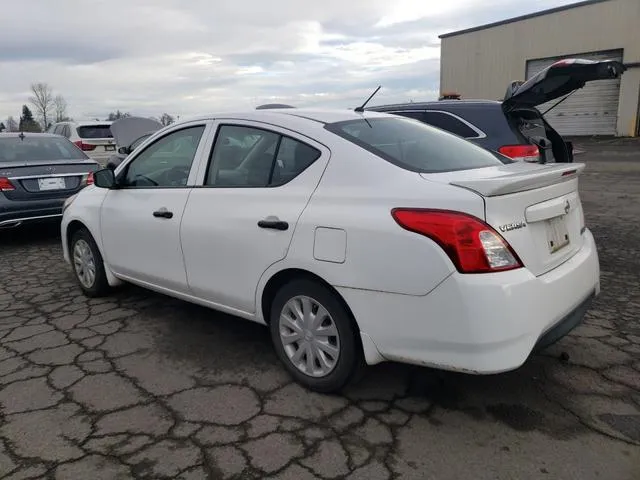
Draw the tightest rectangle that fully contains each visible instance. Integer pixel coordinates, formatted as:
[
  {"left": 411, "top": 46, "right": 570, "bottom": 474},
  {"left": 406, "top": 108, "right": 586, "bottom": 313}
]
[{"left": 439, "top": 0, "right": 640, "bottom": 136}]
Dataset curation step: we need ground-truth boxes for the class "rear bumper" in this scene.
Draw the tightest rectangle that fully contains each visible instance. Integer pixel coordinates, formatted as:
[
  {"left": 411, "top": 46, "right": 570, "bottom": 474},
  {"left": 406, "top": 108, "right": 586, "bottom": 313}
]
[
  {"left": 0, "top": 196, "right": 66, "bottom": 227},
  {"left": 533, "top": 292, "right": 593, "bottom": 352},
  {"left": 338, "top": 228, "right": 600, "bottom": 373}
]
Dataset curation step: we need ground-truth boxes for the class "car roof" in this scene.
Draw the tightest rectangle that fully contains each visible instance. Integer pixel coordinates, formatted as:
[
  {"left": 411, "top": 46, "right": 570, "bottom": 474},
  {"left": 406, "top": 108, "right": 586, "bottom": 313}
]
[
  {"left": 173, "top": 108, "right": 394, "bottom": 127},
  {"left": 50, "top": 120, "right": 113, "bottom": 126},
  {"left": 0, "top": 132, "right": 62, "bottom": 138},
  {"left": 73, "top": 121, "right": 113, "bottom": 126},
  {"left": 368, "top": 100, "right": 503, "bottom": 110}
]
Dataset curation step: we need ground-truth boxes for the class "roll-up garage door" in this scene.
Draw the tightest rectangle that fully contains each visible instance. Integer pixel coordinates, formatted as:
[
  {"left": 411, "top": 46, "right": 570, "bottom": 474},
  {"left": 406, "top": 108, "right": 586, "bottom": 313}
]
[{"left": 525, "top": 50, "right": 623, "bottom": 136}]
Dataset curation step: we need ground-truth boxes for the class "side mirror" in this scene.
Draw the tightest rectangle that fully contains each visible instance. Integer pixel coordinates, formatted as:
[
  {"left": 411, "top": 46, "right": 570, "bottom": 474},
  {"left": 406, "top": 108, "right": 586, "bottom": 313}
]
[
  {"left": 117, "top": 146, "right": 130, "bottom": 155},
  {"left": 93, "top": 168, "right": 117, "bottom": 189}
]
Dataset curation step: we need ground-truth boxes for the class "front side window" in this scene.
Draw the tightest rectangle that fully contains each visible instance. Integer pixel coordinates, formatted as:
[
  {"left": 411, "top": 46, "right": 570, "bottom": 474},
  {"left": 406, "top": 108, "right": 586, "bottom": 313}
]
[
  {"left": 206, "top": 125, "right": 320, "bottom": 187},
  {"left": 121, "top": 125, "right": 205, "bottom": 188},
  {"left": 325, "top": 117, "right": 504, "bottom": 173}
]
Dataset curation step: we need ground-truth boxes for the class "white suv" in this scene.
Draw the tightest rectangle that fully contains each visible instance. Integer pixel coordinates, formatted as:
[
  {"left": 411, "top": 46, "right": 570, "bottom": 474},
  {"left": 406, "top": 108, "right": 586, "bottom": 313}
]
[{"left": 49, "top": 121, "right": 115, "bottom": 165}]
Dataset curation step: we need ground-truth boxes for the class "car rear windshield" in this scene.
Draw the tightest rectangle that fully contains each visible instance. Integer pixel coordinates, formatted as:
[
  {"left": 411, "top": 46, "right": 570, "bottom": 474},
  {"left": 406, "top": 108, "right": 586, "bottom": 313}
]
[
  {"left": 77, "top": 125, "right": 113, "bottom": 139},
  {"left": 325, "top": 117, "right": 508, "bottom": 173},
  {"left": 0, "top": 136, "right": 89, "bottom": 162}
]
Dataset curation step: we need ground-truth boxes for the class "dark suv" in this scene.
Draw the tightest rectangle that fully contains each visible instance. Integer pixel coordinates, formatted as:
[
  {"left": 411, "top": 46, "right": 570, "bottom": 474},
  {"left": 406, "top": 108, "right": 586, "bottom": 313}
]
[{"left": 369, "top": 58, "right": 625, "bottom": 164}]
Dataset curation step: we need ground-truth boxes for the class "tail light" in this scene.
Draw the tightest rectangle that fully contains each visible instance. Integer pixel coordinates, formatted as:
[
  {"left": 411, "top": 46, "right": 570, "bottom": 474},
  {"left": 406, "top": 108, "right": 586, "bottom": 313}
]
[
  {"left": 74, "top": 140, "right": 96, "bottom": 152},
  {"left": 85, "top": 172, "right": 94, "bottom": 186},
  {"left": 0, "top": 177, "right": 15, "bottom": 192},
  {"left": 498, "top": 145, "right": 540, "bottom": 162},
  {"left": 391, "top": 209, "right": 523, "bottom": 274}
]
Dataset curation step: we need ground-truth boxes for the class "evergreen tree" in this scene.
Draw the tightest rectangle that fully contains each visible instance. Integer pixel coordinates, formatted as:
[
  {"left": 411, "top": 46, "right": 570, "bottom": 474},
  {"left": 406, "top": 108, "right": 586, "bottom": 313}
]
[{"left": 19, "top": 105, "right": 41, "bottom": 132}]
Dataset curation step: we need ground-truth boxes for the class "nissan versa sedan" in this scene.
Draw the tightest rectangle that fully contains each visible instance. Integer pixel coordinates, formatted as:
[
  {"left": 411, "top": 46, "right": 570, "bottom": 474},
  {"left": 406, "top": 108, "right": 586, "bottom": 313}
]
[
  {"left": 0, "top": 133, "right": 99, "bottom": 229},
  {"left": 61, "top": 109, "right": 600, "bottom": 392}
]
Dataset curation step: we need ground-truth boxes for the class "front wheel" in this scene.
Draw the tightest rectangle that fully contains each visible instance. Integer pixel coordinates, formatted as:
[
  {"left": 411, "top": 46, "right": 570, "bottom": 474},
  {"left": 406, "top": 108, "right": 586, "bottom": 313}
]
[
  {"left": 70, "top": 228, "right": 110, "bottom": 297},
  {"left": 269, "top": 279, "right": 364, "bottom": 393}
]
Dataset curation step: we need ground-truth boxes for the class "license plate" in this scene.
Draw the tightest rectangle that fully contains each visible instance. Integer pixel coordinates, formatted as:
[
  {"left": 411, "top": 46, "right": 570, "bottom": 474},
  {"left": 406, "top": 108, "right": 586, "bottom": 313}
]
[
  {"left": 546, "top": 216, "right": 570, "bottom": 253},
  {"left": 105, "top": 145, "right": 115, "bottom": 151},
  {"left": 37, "top": 177, "right": 66, "bottom": 191}
]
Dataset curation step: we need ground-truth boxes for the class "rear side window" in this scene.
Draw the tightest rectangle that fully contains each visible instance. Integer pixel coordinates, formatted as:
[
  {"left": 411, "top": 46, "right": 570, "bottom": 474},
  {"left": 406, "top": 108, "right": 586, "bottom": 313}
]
[
  {"left": 390, "top": 111, "right": 479, "bottom": 138},
  {"left": 77, "top": 125, "right": 113, "bottom": 139},
  {"left": 206, "top": 125, "right": 320, "bottom": 187},
  {"left": 325, "top": 117, "right": 504, "bottom": 173},
  {"left": 422, "top": 112, "right": 479, "bottom": 138}
]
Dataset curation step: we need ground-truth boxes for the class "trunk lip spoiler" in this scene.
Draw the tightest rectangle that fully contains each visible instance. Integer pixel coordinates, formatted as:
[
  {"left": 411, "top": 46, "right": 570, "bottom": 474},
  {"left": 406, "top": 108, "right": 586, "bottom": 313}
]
[{"left": 427, "top": 163, "right": 586, "bottom": 197}]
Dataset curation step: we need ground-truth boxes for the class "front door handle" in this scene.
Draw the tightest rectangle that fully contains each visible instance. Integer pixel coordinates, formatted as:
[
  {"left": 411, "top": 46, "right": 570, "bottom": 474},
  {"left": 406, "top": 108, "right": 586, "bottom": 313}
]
[
  {"left": 153, "top": 208, "right": 173, "bottom": 219},
  {"left": 258, "top": 217, "right": 289, "bottom": 231}
]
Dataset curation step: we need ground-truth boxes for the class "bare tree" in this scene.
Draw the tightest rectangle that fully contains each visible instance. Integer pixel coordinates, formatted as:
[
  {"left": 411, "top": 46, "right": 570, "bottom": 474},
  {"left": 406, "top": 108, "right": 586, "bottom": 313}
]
[
  {"left": 160, "top": 113, "right": 175, "bottom": 126},
  {"left": 106, "top": 110, "right": 130, "bottom": 121},
  {"left": 29, "top": 82, "right": 54, "bottom": 129},
  {"left": 54, "top": 94, "right": 69, "bottom": 122},
  {"left": 6, "top": 116, "right": 18, "bottom": 132}
]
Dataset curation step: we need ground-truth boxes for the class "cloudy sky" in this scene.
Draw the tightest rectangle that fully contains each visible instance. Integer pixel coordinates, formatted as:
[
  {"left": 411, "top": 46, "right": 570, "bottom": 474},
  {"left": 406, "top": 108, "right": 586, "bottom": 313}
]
[{"left": 1, "top": 0, "right": 577, "bottom": 122}]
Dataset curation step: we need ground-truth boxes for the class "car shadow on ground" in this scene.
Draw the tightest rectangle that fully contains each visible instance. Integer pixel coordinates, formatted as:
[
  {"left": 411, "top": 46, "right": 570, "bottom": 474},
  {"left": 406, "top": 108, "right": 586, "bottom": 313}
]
[{"left": 0, "top": 221, "right": 61, "bottom": 247}]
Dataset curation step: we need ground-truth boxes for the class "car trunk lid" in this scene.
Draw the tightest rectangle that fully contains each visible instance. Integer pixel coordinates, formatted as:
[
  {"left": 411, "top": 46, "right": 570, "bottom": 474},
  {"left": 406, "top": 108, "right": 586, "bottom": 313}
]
[
  {"left": 0, "top": 160, "right": 98, "bottom": 200},
  {"left": 75, "top": 124, "right": 116, "bottom": 155},
  {"left": 502, "top": 58, "right": 626, "bottom": 111},
  {"left": 420, "top": 162, "right": 586, "bottom": 276},
  {"left": 110, "top": 116, "right": 162, "bottom": 148}
]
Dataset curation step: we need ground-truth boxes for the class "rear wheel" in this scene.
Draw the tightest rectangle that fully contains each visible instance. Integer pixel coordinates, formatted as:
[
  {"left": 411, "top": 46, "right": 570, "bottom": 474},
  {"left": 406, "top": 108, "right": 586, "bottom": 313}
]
[
  {"left": 269, "top": 279, "right": 364, "bottom": 393},
  {"left": 70, "top": 228, "right": 110, "bottom": 297}
]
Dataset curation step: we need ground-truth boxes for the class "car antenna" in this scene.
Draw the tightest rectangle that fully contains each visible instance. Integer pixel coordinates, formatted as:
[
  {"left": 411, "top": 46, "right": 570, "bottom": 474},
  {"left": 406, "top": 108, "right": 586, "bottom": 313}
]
[{"left": 354, "top": 85, "right": 382, "bottom": 113}]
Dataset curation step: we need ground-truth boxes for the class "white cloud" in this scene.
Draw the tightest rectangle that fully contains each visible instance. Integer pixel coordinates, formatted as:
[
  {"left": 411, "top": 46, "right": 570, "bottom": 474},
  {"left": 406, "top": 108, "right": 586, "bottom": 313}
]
[{"left": 0, "top": 0, "right": 577, "bottom": 123}]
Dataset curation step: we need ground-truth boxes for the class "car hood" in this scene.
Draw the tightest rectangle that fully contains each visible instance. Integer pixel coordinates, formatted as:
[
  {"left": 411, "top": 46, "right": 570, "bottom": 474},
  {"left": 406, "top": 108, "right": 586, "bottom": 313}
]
[
  {"left": 502, "top": 58, "right": 626, "bottom": 111},
  {"left": 110, "top": 116, "right": 162, "bottom": 147}
]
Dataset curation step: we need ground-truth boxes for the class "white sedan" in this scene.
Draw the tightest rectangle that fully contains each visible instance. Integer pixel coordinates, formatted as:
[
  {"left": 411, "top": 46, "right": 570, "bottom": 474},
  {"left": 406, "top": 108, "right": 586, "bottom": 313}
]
[{"left": 61, "top": 109, "right": 600, "bottom": 392}]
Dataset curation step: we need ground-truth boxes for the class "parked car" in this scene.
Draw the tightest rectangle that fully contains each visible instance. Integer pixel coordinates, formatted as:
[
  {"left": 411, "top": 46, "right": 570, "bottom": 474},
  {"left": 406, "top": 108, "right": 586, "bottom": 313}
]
[
  {"left": 0, "top": 133, "right": 99, "bottom": 229},
  {"left": 48, "top": 120, "right": 115, "bottom": 166},
  {"left": 61, "top": 108, "right": 599, "bottom": 392},
  {"left": 369, "top": 58, "right": 626, "bottom": 163},
  {"left": 106, "top": 116, "right": 163, "bottom": 170}
]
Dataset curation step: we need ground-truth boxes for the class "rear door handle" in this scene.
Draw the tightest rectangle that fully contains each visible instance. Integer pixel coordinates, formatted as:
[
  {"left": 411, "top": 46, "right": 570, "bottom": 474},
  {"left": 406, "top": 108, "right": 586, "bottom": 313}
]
[
  {"left": 258, "top": 217, "right": 289, "bottom": 231},
  {"left": 153, "top": 208, "right": 173, "bottom": 219}
]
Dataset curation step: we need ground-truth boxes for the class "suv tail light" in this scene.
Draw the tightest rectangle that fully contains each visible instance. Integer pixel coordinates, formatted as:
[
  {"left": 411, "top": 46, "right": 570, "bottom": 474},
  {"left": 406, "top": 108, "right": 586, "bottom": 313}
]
[
  {"left": 498, "top": 145, "right": 540, "bottom": 162},
  {"left": 74, "top": 140, "right": 96, "bottom": 152},
  {"left": 0, "top": 177, "right": 15, "bottom": 192},
  {"left": 391, "top": 209, "right": 523, "bottom": 274}
]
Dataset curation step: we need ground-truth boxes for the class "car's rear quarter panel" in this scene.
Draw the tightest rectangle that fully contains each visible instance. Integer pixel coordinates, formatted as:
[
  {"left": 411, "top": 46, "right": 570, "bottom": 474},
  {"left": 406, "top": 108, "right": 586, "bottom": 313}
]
[{"left": 280, "top": 140, "right": 485, "bottom": 296}]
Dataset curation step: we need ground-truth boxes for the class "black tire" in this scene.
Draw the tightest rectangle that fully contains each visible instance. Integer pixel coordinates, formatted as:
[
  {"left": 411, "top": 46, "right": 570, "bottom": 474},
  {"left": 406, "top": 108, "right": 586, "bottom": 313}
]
[
  {"left": 70, "top": 228, "right": 110, "bottom": 297},
  {"left": 269, "top": 278, "right": 365, "bottom": 393}
]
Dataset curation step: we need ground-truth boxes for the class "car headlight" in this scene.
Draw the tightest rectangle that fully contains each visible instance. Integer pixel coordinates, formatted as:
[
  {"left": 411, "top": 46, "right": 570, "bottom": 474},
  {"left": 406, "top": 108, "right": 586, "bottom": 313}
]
[{"left": 62, "top": 194, "right": 78, "bottom": 214}]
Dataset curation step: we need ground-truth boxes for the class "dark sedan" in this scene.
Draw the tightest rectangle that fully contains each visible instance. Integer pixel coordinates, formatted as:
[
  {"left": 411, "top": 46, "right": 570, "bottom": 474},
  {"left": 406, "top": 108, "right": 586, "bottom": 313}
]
[{"left": 0, "top": 133, "right": 100, "bottom": 229}]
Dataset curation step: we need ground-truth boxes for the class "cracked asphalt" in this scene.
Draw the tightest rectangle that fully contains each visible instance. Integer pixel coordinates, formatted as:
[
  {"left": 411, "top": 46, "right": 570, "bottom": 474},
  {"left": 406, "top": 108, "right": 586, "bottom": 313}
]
[{"left": 1, "top": 144, "right": 639, "bottom": 479}]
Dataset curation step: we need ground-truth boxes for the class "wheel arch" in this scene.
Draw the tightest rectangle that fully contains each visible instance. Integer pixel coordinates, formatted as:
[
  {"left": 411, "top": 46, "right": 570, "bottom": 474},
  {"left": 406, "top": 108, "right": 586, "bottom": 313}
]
[
  {"left": 261, "top": 268, "right": 365, "bottom": 338},
  {"left": 260, "top": 267, "right": 385, "bottom": 367},
  {"left": 65, "top": 219, "right": 122, "bottom": 287}
]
